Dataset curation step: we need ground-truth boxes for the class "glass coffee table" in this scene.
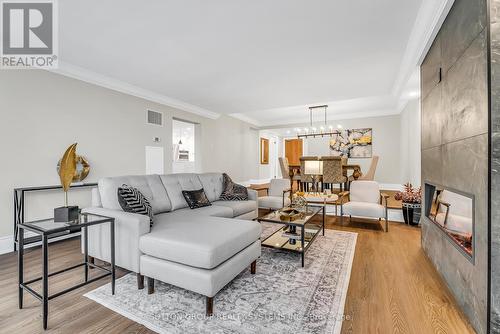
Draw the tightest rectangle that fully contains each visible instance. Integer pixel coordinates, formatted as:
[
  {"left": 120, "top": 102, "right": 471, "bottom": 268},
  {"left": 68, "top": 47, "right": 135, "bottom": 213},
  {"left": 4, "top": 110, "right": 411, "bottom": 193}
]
[{"left": 256, "top": 206, "right": 325, "bottom": 267}]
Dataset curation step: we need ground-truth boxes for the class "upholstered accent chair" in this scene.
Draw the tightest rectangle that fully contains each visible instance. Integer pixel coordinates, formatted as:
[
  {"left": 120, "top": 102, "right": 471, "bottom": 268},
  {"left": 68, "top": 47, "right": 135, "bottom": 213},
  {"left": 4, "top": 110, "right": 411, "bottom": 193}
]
[
  {"left": 299, "top": 156, "right": 318, "bottom": 191},
  {"left": 358, "top": 155, "right": 379, "bottom": 181},
  {"left": 321, "top": 156, "right": 347, "bottom": 191},
  {"left": 339, "top": 180, "right": 389, "bottom": 232},
  {"left": 434, "top": 190, "right": 473, "bottom": 235},
  {"left": 258, "top": 178, "right": 291, "bottom": 210}
]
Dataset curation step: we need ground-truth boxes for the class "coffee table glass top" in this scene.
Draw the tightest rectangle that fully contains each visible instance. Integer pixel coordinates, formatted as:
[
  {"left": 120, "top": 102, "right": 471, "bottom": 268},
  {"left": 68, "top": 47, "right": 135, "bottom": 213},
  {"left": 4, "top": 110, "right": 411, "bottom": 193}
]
[
  {"left": 258, "top": 206, "right": 322, "bottom": 226},
  {"left": 19, "top": 213, "right": 113, "bottom": 235},
  {"left": 300, "top": 192, "right": 339, "bottom": 203}
]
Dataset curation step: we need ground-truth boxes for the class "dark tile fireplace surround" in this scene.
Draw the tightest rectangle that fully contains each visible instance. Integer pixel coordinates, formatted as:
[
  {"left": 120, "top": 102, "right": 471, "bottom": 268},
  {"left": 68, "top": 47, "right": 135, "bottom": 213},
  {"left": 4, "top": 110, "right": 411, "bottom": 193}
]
[{"left": 420, "top": 0, "right": 500, "bottom": 333}]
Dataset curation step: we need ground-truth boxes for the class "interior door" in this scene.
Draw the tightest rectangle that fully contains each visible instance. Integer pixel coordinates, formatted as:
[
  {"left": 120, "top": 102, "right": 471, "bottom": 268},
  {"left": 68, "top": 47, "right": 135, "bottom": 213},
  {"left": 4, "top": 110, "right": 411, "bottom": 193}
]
[{"left": 285, "top": 139, "right": 303, "bottom": 166}]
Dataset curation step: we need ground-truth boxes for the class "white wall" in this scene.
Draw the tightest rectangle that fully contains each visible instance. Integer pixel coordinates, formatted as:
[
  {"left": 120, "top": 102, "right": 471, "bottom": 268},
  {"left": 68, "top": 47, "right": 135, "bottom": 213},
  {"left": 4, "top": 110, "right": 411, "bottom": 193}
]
[
  {"left": 0, "top": 70, "right": 259, "bottom": 238},
  {"left": 399, "top": 99, "right": 421, "bottom": 185},
  {"left": 278, "top": 114, "right": 403, "bottom": 185}
]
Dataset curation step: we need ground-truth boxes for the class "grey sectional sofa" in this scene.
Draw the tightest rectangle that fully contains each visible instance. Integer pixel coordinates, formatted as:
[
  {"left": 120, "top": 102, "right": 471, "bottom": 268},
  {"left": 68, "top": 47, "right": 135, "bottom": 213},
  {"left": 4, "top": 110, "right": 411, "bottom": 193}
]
[{"left": 83, "top": 173, "right": 261, "bottom": 315}]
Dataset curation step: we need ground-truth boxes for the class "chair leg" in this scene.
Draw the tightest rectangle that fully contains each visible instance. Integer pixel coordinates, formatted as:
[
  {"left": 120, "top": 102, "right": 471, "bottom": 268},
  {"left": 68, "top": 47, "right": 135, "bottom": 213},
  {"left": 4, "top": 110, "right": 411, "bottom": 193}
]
[
  {"left": 206, "top": 297, "right": 213, "bottom": 316},
  {"left": 137, "top": 273, "right": 144, "bottom": 290},
  {"left": 147, "top": 277, "right": 154, "bottom": 294},
  {"left": 385, "top": 218, "right": 389, "bottom": 232},
  {"left": 250, "top": 260, "right": 256, "bottom": 274}
]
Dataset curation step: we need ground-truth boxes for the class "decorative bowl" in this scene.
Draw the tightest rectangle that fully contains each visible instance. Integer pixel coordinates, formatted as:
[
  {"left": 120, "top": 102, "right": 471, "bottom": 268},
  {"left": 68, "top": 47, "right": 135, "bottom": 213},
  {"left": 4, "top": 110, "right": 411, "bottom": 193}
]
[{"left": 279, "top": 208, "right": 304, "bottom": 222}]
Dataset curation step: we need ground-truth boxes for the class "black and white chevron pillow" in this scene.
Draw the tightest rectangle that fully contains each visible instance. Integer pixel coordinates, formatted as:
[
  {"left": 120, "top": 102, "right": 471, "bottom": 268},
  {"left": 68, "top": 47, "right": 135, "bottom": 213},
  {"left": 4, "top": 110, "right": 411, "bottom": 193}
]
[
  {"left": 219, "top": 173, "right": 248, "bottom": 201},
  {"left": 117, "top": 184, "right": 154, "bottom": 226}
]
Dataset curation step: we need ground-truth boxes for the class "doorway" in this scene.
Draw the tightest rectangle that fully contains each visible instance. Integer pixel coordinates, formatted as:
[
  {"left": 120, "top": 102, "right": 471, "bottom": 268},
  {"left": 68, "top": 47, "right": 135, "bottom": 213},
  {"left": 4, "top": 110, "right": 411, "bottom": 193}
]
[
  {"left": 172, "top": 119, "right": 196, "bottom": 173},
  {"left": 285, "top": 138, "right": 303, "bottom": 167}
]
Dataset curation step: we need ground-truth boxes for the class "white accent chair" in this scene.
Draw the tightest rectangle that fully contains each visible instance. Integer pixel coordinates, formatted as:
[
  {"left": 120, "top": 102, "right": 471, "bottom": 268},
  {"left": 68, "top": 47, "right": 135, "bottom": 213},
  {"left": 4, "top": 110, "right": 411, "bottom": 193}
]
[
  {"left": 258, "top": 178, "right": 291, "bottom": 210},
  {"left": 339, "top": 180, "right": 389, "bottom": 232},
  {"left": 434, "top": 190, "right": 473, "bottom": 235}
]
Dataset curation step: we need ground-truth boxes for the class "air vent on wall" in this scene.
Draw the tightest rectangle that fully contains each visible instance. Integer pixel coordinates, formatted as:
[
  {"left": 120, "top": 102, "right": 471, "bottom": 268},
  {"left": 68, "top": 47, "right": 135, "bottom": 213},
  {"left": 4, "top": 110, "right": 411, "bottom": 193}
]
[{"left": 147, "top": 110, "right": 163, "bottom": 126}]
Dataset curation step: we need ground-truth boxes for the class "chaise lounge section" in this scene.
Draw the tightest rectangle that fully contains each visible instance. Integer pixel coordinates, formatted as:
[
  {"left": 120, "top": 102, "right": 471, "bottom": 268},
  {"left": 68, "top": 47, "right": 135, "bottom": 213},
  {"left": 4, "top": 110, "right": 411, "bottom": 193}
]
[{"left": 83, "top": 172, "right": 261, "bottom": 315}]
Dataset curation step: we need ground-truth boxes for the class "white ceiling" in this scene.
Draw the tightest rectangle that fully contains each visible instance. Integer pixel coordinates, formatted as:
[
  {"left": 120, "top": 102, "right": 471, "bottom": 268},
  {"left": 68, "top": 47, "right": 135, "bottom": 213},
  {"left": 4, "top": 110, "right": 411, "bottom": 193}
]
[{"left": 55, "top": 0, "right": 453, "bottom": 126}]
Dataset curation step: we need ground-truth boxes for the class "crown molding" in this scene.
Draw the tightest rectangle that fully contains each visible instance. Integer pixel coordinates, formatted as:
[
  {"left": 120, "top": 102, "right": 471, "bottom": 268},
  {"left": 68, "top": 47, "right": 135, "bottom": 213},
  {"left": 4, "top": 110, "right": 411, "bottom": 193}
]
[
  {"left": 391, "top": 0, "right": 455, "bottom": 99},
  {"left": 48, "top": 62, "right": 220, "bottom": 120},
  {"left": 228, "top": 113, "right": 263, "bottom": 127}
]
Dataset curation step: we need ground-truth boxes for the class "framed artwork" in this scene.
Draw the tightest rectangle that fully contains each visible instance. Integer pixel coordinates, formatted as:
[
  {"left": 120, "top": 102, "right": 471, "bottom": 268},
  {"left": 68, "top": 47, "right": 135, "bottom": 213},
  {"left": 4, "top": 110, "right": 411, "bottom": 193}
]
[
  {"left": 260, "top": 138, "right": 269, "bottom": 164},
  {"left": 329, "top": 128, "right": 372, "bottom": 158}
]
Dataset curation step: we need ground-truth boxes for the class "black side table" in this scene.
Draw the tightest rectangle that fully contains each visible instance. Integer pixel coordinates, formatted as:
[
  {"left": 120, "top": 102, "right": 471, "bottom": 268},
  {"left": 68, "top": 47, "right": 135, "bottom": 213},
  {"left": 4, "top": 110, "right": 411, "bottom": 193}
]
[{"left": 18, "top": 213, "right": 115, "bottom": 330}]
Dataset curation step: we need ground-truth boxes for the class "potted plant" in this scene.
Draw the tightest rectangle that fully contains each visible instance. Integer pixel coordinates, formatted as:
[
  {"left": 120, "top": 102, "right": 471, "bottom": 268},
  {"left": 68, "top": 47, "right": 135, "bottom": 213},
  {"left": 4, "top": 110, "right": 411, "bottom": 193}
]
[{"left": 394, "top": 183, "right": 422, "bottom": 226}]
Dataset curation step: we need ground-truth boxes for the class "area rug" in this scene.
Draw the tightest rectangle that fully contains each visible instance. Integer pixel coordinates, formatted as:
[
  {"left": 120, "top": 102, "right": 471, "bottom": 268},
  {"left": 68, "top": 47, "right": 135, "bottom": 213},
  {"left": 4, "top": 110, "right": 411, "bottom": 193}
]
[{"left": 84, "top": 224, "right": 357, "bottom": 334}]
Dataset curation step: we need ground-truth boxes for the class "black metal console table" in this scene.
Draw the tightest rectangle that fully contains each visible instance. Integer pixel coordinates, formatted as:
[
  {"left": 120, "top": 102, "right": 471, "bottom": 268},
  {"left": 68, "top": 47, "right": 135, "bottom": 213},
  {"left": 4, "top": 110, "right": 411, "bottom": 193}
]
[
  {"left": 18, "top": 213, "right": 115, "bottom": 330},
  {"left": 13, "top": 183, "right": 97, "bottom": 251}
]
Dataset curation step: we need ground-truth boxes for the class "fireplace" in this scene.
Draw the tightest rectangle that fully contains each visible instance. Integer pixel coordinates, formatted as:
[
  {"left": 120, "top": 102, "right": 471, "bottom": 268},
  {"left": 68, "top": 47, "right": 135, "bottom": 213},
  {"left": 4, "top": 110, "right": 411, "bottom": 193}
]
[{"left": 424, "top": 183, "right": 474, "bottom": 261}]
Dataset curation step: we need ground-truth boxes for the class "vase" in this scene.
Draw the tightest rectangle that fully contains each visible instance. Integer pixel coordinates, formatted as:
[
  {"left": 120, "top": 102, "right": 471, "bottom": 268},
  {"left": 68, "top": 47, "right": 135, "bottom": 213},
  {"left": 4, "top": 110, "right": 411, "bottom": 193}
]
[{"left": 402, "top": 202, "right": 421, "bottom": 226}]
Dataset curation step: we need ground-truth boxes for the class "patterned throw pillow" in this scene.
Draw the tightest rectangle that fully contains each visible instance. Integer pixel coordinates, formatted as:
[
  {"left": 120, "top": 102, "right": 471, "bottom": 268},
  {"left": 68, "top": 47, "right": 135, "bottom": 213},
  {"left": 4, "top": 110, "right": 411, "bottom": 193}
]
[
  {"left": 182, "top": 189, "right": 212, "bottom": 209},
  {"left": 117, "top": 184, "right": 154, "bottom": 226},
  {"left": 219, "top": 173, "right": 248, "bottom": 201}
]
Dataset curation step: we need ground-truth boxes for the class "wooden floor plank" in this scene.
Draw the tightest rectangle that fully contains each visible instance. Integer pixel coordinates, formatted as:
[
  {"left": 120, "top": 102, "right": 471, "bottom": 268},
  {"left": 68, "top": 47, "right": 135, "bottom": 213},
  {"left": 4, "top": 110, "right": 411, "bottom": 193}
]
[{"left": 0, "top": 215, "right": 474, "bottom": 333}]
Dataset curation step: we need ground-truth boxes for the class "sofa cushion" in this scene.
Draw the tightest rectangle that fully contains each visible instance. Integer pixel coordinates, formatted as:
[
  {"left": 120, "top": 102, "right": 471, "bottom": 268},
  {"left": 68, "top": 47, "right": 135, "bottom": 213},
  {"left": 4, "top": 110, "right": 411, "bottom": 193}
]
[
  {"left": 258, "top": 196, "right": 291, "bottom": 210},
  {"left": 154, "top": 206, "right": 234, "bottom": 225},
  {"left": 160, "top": 174, "right": 203, "bottom": 210},
  {"left": 212, "top": 200, "right": 257, "bottom": 217},
  {"left": 197, "top": 173, "right": 224, "bottom": 202},
  {"left": 99, "top": 175, "right": 171, "bottom": 214},
  {"left": 140, "top": 216, "right": 261, "bottom": 269},
  {"left": 219, "top": 173, "right": 248, "bottom": 200},
  {"left": 342, "top": 201, "right": 384, "bottom": 218},
  {"left": 117, "top": 184, "right": 154, "bottom": 225},
  {"left": 182, "top": 189, "right": 211, "bottom": 209}
]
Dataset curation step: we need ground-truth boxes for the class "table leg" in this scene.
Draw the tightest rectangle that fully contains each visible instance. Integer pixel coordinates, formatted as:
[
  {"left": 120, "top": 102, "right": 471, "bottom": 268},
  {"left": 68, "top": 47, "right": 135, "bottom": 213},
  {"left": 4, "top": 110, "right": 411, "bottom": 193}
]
[
  {"left": 110, "top": 220, "right": 115, "bottom": 295},
  {"left": 83, "top": 226, "right": 88, "bottom": 282},
  {"left": 322, "top": 205, "right": 325, "bottom": 236},
  {"left": 301, "top": 227, "right": 305, "bottom": 267},
  {"left": 18, "top": 226, "right": 23, "bottom": 309},
  {"left": 42, "top": 235, "right": 48, "bottom": 330}
]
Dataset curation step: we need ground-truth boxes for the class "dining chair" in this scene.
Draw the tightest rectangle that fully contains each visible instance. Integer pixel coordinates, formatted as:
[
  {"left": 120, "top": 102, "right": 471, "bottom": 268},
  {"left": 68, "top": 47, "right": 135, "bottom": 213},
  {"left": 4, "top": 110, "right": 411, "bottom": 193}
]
[
  {"left": 279, "top": 157, "right": 301, "bottom": 188},
  {"left": 358, "top": 155, "right": 379, "bottom": 181},
  {"left": 299, "top": 156, "right": 318, "bottom": 192},
  {"left": 320, "top": 156, "right": 347, "bottom": 191},
  {"left": 338, "top": 180, "right": 389, "bottom": 232}
]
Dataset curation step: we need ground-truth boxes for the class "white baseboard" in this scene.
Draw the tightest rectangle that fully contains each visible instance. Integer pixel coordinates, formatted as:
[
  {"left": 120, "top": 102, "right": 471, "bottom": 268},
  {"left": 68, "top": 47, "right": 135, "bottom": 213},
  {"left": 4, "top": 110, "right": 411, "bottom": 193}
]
[
  {"left": 0, "top": 235, "right": 13, "bottom": 255},
  {"left": 0, "top": 232, "right": 81, "bottom": 255}
]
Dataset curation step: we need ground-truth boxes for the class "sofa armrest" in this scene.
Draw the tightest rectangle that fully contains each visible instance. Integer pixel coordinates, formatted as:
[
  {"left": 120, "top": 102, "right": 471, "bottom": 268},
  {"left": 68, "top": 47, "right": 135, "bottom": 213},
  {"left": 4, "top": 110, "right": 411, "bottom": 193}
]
[
  {"left": 247, "top": 188, "right": 258, "bottom": 201},
  {"left": 82, "top": 207, "right": 150, "bottom": 273}
]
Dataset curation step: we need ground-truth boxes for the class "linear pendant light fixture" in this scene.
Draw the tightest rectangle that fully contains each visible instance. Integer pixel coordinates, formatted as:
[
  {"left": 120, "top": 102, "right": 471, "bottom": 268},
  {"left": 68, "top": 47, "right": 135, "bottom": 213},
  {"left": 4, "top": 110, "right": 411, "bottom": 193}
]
[{"left": 297, "top": 105, "right": 341, "bottom": 138}]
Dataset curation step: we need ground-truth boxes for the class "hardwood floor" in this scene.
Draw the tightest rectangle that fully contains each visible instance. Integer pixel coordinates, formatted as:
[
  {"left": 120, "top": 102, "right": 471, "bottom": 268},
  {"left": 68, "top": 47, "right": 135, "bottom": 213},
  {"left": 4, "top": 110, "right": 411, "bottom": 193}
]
[{"left": 0, "top": 217, "right": 474, "bottom": 333}]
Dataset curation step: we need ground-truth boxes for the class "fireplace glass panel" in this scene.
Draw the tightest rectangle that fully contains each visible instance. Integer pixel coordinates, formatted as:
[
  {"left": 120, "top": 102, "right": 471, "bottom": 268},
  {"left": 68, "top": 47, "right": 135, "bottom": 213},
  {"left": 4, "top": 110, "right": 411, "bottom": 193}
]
[{"left": 424, "top": 183, "right": 474, "bottom": 259}]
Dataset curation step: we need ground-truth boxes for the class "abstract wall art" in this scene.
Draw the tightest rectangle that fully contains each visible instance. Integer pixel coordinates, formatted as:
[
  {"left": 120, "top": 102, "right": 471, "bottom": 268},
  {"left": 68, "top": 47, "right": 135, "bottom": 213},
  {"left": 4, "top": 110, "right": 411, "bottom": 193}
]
[{"left": 329, "top": 128, "right": 372, "bottom": 158}]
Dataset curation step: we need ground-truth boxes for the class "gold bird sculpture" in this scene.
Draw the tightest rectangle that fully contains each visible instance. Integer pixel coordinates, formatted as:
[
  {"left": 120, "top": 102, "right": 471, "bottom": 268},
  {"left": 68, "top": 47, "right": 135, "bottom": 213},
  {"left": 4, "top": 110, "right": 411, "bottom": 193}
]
[{"left": 59, "top": 143, "right": 78, "bottom": 206}]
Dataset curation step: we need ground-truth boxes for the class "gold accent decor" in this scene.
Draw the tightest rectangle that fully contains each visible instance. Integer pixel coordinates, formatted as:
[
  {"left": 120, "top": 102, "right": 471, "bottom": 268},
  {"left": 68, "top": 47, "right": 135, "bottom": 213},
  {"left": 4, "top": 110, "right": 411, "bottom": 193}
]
[
  {"left": 57, "top": 155, "right": 90, "bottom": 182},
  {"left": 58, "top": 143, "right": 77, "bottom": 206},
  {"left": 279, "top": 208, "right": 304, "bottom": 222}
]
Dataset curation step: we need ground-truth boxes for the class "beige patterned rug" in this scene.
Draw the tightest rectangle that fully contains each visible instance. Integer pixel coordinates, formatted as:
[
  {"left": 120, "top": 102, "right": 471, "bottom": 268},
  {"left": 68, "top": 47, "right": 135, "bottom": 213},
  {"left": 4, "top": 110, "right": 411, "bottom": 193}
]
[{"left": 85, "top": 224, "right": 357, "bottom": 334}]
